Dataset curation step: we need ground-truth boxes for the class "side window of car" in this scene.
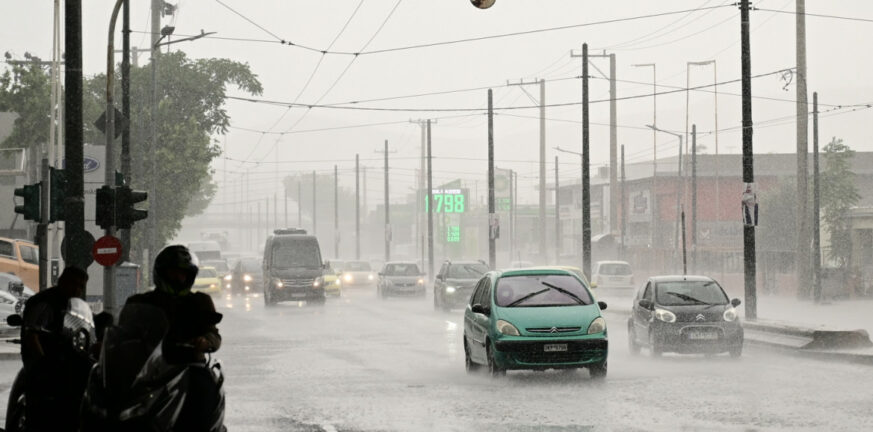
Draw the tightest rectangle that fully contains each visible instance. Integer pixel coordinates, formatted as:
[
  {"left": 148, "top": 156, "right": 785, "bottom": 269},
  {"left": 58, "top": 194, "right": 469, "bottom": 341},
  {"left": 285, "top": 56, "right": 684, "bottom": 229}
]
[
  {"left": 470, "top": 279, "right": 484, "bottom": 306},
  {"left": 0, "top": 240, "right": 13, "bottom": 259},
  {"left": 19, "top": 245, "right": 37, "bottom": 265},
  {"left": 643, "top": 282, "right": 653, "bottom": 301},
  {"left": 481, "top": 279, "right": 492, "bottom": 306}
]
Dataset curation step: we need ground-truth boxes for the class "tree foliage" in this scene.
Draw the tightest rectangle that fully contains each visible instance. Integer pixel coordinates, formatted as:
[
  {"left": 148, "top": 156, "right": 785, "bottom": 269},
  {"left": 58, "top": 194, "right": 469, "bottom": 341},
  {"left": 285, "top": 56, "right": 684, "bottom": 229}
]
[
  {"left": 1, "top": 51, "right": 261, "bottom": 257},
  {"left": 820, "top": 137, "right": 860, "bottom": 268}
]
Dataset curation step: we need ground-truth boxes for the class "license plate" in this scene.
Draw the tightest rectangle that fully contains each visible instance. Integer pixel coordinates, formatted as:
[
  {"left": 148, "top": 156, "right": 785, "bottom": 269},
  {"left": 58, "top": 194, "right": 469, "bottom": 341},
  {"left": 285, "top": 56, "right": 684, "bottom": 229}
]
[
  {"left": 611, "top": 277, "right": 624, "bottom": 282},
  {"left": 543, "top": 344, "right": 568, "bottom": 352},
  {"left": 688, "top": 330, "right": 718, "bottom": 340},
  {"left": 291, "top": 292, "right": 307, "bottom": 298}
]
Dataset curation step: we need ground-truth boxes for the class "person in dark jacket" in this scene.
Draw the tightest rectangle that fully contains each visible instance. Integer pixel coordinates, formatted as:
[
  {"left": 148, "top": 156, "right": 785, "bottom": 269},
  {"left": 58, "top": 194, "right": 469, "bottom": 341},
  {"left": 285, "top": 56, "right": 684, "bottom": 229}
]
[{"left": 21, "top": 266, "right": 89, "bottom": 432}]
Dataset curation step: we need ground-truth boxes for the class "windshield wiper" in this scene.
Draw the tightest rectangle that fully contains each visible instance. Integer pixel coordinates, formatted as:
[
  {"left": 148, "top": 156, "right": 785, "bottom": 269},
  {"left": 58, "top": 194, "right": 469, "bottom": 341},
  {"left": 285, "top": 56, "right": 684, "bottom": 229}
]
[
  {"left": 541, "top": 281, "right": 587, "bottom": 305},
  {"left": 507, "top": 287, "right": 550, "bottom": 307},
  {"left": 665, "top": 292, "right": 711, "bottom": 305}
]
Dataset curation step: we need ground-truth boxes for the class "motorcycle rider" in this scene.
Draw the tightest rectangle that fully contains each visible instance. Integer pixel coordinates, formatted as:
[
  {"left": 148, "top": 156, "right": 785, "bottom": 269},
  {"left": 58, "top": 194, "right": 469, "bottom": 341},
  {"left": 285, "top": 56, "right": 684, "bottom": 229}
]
[{"left": 20, "top": 266, "right": 89, "bottom": 432}]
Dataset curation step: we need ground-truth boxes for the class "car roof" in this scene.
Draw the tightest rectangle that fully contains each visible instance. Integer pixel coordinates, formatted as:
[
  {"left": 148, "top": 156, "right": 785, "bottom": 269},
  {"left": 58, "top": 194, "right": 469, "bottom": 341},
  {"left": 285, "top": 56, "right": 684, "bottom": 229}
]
[
  {"left": 648, "top": 275, "right": 715, "bottom": 283},
  {"left": 498, "top": 268, "right": 575, "bottom": 278}
]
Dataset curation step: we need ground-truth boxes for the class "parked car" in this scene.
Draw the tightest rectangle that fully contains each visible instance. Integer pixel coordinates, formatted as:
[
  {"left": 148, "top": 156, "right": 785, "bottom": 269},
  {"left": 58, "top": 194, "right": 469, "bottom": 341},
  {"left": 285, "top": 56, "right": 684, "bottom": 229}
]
[
  {"left": 592, "top": 260, "right": 634, "bottom": 292},
  {"left": 434, "top": 260, "right": 489, "bottom": 311},
  {"left": 341, "top": 261, "right": 375, "bottom": 287},
  {"left": 192, "top": 266, "right": 222, "bottom": 294},
  {"left": 377, "top": 262, "right": 426, "bottom": 298},
  {"left": 230, "top": 257, "right": 263, "bottom": 295},
  {"left": 628, "top": 275, "right": 743, "bottom": 358},
  {"left": 463, "top": 268, "right": 608, "bottom": 378},
  {"left": 0, "top": 238, "right": 39, "bottom": 293}
]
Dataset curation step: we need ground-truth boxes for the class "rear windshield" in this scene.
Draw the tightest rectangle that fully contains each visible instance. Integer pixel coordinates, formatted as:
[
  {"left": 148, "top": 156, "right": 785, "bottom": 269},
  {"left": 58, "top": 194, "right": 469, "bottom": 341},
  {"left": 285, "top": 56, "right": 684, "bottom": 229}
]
[
  {"left": 383, "top": 263, "right": 420, "bottom": 276},
  {"left": 199, "top": 268, "right": 218, "bottom": 278},
  {"left": 346, "top": 262, "right": 371, "bottom": 271},
  {"left": 656, "top": 281, "right": 729, "bottom": 306},
  {"left": 272, "top": 242, "right": 321, "bottom": 269},
  {"left": 598, "top": 263, "right": 632, "bottom": 276},
  {"left": 448, "top": 263, "right": 488, "bottom": 279},
  {"left": 495, "top": 274, "right": 593, "bottom": 307}
]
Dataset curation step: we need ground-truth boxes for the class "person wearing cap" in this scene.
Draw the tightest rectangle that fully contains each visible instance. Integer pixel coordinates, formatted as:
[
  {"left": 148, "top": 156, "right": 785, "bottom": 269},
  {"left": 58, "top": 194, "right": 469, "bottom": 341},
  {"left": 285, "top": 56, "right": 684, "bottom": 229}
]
[{"left": 163, "top": 292, "right": 226, "bottom": 432}]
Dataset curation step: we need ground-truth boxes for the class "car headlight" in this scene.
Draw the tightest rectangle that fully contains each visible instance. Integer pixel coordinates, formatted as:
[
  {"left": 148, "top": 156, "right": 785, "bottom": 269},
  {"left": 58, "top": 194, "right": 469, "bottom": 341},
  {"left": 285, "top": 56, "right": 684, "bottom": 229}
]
[
  {"left": 209, "top": 284, "right": 216, "bottom": 289},
  {"left": 417, "top": 278, "right": 425, "bottom": 285},
  {"left": 313, "top": 277, "right": 323, "bottom": 288},
  {"left": 275, "top": 280, "right": 284, "bottom": 288},
  {"left": 655, "top": 308, "right": 676, "bottom": 323},
  {"left": 335, "top": 279, "right": 342, "bottom": 286},
  {"left": 496, "top": 319, "right": 520, "bottom": 336},
  {"left": 344, "top": 274, "right": 352, "bottom": 282},
  {"left": 587, "top": 317, "right": 606, "bottom": 334},
  {"left": 445, "top": 286, "right": 456, "bottom": 294},
  {"left": 723, "top": 307, "right": 738, "bottom": 322},
  {"left": 368, "top": 274, "right": 374, "bottom": 280},
  {"left": 224, "top": 274, "right": 232, "bottom": 281},
  {"left": 243, "top": 274, "right": 253, "bottom": 282}
]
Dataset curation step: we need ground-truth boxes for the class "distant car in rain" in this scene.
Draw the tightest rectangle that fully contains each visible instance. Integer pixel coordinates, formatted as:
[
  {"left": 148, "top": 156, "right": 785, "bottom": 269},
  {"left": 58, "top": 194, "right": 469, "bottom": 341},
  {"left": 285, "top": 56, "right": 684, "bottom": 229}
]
[
  {"left": 628, "top": 275, "right": 743, "bottom": 358},
  {"left": 192, "top": 266, "right": 222, "bottom": 294},
  {"left": 202, "top": 259, "right": 231, "bottom": 289},
  {"left": 377, "top": 262, "right": 426, "bottom": 298},
  {"left": 591, "top": 260, "right": 634, "bottom": 292},
  {"left": 463, "top": 268, "right": 608, "bottom": 378},
  {"left": 434, "top": 260, "right": 489, "bottom": 311},
  {"left": 341, "top": 261, "right": 376, "bottom": 287},
  {"left": 322, "top": 260, "right": 345, "bottom": 297},
  {"left": 230, "top": 257, "right": 262, "bottom": 295}
]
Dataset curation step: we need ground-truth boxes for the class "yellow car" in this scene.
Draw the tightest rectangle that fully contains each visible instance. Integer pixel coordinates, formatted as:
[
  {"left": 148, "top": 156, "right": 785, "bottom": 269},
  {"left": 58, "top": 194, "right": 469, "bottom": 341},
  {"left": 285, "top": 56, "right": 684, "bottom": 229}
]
[
  {"left": 322, "top": 261, "right": 343, "bottom": 297},
  {"left": 192, "top": 266, "right": 222, "bottom": 294}
]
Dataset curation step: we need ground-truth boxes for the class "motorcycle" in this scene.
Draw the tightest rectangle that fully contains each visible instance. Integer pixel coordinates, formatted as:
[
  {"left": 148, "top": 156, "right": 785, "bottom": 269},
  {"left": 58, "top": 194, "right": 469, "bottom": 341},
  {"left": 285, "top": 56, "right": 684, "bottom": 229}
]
[{"left": 4, "top": 297, "right": 97, "bottom": 432}]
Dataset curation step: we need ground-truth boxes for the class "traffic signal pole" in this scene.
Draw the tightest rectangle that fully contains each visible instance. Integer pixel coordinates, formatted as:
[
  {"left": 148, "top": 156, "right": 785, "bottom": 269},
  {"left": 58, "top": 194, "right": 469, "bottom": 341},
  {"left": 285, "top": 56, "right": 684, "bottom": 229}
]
[
  {"left": 64, "top": 0, "right": 87, "bottom": 273},
  {"left": 103, "top": 0, "right": 124, "bottom": 316}
]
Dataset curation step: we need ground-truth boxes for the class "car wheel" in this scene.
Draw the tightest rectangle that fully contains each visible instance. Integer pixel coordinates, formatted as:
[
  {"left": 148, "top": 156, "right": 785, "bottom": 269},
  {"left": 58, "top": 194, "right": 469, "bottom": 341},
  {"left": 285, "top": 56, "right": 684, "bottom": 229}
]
[
  {"left": 486, "top": 343, "right": 505, "bottom": 377},
  {"left": 627, "top": 322, "right": 640, "bottom": 356},
  {"left": 464, "top": 339, "right": 480, "bottom": 374},
  {"left": 729, "top": 345, "right": 743, "bottom": 358},
  {"left": 589, "top": 361, "right": 607, "bottom": 380}
]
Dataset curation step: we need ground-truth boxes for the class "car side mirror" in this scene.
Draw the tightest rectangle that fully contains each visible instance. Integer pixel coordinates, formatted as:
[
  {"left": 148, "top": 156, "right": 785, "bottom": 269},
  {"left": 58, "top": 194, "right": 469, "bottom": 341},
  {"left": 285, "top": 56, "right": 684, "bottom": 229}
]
[
  {"left": 590, "top": 282, "right": 598, "bottom": 289},
  {"left": 731, "top": 298, "right": 742, "bottom": 307},
  {"left": 6, "top": 314, "right": 22, "bottom": 327},
  {"left": 471, "top": 304, "right": 490, "bottom": 316},
  {"left": 597, "top": 301, "right": 608, "bottom": 310},
  {"left": 638, "top": 299, "right": 654, "bottom": 310},
  {"left": 436, "top": 274, "right": 444, "bottom": 281}
]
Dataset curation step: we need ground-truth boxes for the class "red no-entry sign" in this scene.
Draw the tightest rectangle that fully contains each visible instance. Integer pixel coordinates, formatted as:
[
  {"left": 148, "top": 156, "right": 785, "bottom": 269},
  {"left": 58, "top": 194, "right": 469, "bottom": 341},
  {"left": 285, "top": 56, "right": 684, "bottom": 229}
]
[{"left": 93, "top": 235, "right": 122, "bottom": 267}]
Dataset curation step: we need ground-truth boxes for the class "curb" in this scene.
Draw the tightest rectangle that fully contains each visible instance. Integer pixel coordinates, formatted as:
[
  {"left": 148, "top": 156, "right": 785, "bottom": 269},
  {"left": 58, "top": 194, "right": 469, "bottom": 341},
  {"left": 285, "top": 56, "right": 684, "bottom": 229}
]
[{"left": 604, "top": 307, "right": 873, "bottom": 365}]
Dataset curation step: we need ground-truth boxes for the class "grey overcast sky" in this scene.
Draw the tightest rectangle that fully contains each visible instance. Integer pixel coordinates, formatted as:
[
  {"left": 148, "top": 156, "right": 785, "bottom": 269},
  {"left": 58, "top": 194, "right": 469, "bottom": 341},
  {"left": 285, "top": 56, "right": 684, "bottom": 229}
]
[{"left": 3, "top": 1, "right": 872, "bottom": 207}]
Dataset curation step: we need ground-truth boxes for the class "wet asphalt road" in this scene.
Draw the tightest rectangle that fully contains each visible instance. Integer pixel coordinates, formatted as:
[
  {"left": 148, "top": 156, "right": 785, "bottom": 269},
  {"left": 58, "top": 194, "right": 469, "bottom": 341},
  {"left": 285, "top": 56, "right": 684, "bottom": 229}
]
[{"left": 213, "top": 287, "right": 873, "bottom": 432}]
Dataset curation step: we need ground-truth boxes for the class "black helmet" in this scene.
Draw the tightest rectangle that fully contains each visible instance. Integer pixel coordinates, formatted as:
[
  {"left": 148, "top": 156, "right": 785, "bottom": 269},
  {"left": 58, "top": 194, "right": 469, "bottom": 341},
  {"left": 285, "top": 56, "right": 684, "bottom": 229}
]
[{"left": 153, "top": 245, "right": 199, "bottom": 295}]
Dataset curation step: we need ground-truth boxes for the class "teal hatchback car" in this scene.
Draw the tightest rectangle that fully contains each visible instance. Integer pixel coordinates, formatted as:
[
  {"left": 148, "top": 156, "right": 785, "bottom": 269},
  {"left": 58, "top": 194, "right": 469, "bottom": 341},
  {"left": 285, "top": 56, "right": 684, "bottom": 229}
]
[{"left": 463, "top": 268, "right": 608, "bottom": 378}]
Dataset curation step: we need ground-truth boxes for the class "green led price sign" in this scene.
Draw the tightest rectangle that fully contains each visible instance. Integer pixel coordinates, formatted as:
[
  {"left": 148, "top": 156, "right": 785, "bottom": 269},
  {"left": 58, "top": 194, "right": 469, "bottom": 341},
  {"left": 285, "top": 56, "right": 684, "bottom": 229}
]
[
  {"left": 425, "top": 189, "right": 466, "bottom": 213},
  {"left": 447, "top": 225, "right": 461, "bottom": 243}
]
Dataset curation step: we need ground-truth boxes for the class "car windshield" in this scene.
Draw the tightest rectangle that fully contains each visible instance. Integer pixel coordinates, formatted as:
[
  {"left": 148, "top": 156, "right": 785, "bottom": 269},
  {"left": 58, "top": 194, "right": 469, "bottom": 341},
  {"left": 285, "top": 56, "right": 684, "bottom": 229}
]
[
  {"left": 346, "top": 262, "right": 371, "bottom": 271},
  {"left": 447, "top": 263, "right": 488, "bottom": 279},
  {"left": 383, "top": 263, "right": 420, "bottom": 276},
  {"left": 598, "top": 263, "right": 632, "bottom": 275},
  {"left": 655, "top": 280, "right": 729, "bottom": 306},
  {"left": 495, "top": 274, "right": 593, "bottom": 307},
  {"left": 199, "top": 268, "right": 218, "bottom": 278},
  {"left": 271, "top": 244, "right": 321, "bottom": 269}
]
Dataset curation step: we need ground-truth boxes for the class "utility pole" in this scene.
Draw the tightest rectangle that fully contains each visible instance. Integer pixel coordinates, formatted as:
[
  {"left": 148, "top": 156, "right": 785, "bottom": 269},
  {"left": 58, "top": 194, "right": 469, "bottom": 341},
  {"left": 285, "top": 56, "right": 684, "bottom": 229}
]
[
  {"left": 620, "top": 145, "right": 626, "bottom": 259},
  {"left": 284, "top": 183, "right": 288, "bottom": 228},
  {"left": 312, "top": 170, "right": 317, "bottom": 235},
  {"left": 411, "top": 119, "right": 436, "bottom": 269},
  {"left": 383, "top": 140, "right": 391, "bottom": 261},
  {"left": 582, "top": 44, "right": 592, "bottom": 278},
  {"left": 681, "top": 206, "right": 687, "bottom": 275},
  {"left": 692, "top": 125, "right": 698, "bottom": 274},
  {"left": 355, "top": 155, "right": 360, "bottom": 260},
  {"left": 426, "top": 120, "right": 435, "bottom": 278},
  {"left": 148, "top": 0, "right": 160, "bottom": 274},
  {"left": 740, "top": 0, "right": 757, "bottom": 319},
  {"left": 507, "top": 78, "right": 546, "bottom": 263},
  {"left": 812, "top": 92, "right": 821, "bottom": 303},
  {"left": 63, "top": 0, "right": 87, "bottom": 272},
  {"left": 554, "top": 156, "right": 560, "bottom": 262},
  {"left": 120, "top": 0, "right": 131, "bottom": 263},
  {"left": 334, "top": 165, "right": 339, "bottom": 259},
  {"left": 796, "top": 0, "right": 811, "bottom": 299},
  {"left": 487, "top": 90, "right": 496, "bottom": 269},
  {"left": 632, "top": 63, "right": 657, "bottom": 248}
]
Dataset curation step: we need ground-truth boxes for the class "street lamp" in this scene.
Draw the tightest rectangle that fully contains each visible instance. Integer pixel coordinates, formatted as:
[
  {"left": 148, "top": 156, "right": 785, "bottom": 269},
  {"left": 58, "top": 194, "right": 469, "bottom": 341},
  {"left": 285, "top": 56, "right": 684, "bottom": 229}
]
[
  {"left": 646, "top": 125, "right": 684, "bottom": 273},
  {"left": 687, "top": 60, "right": 720, "bottom": 238},
  {"left": 632, "top": 63, "right": 657, "bottom": 248}
]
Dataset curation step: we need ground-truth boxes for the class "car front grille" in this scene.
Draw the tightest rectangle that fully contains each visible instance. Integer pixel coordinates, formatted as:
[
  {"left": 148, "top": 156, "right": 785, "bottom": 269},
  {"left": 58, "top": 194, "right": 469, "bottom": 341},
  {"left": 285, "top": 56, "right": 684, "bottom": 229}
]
[
  {"left": 526, "top": 327, "right": 582, "bottom": 334},
  {"left": 514, "top": 351, "right": 600, "bottom": 364},
  {"left": 281, "top": 278, "right": 315, "bottom": 289}
]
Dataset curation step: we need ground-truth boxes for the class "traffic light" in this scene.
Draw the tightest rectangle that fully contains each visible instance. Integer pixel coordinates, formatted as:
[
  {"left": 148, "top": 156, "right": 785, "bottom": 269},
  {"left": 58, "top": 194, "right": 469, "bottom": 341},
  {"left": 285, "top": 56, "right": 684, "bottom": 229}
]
[
  {"left": 49, "top": 168, "right": 67, "bottom": 222},
  {"left": 13, "top": 183, "right": 41, "bottom": 221},
  {"left": 115, "top": 185, "right": 148, "bottom": 229},
  {"left": 96, "top": 185, "right": 116, "bottom": 230}
]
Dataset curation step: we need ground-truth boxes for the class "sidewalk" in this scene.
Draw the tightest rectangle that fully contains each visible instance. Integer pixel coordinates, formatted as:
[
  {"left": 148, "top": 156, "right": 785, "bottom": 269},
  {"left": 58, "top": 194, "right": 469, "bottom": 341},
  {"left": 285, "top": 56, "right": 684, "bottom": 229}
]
[{"left": 743, "top": 294, "right": 873, "bottom": 336}]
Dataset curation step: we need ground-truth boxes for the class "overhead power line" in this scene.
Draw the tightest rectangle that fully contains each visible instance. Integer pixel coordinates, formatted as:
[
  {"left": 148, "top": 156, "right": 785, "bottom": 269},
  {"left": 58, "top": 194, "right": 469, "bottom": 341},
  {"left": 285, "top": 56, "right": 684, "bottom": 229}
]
[{"left": 755, "top": 8, "right": 873, "bottom": 24}]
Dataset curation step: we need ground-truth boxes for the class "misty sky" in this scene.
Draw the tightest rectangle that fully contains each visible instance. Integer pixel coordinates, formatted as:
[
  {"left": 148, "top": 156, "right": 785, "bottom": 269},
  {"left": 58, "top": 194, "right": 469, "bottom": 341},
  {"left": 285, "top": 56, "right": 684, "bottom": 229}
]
[{"left": 3, "top": 0, "right": 872, "bottom": 209}]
